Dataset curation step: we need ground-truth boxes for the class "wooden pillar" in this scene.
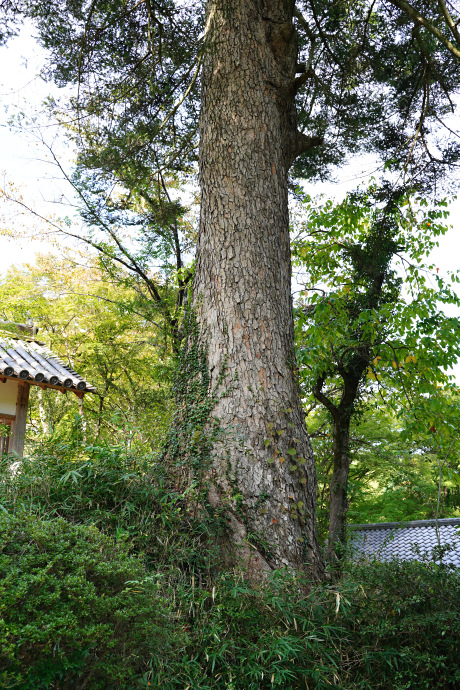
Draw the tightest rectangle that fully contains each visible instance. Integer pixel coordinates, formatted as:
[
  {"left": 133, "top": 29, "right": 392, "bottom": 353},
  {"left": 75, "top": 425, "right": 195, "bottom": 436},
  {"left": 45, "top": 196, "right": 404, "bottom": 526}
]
[{"left": 11, "top": 382, "right": 30, "bottom": 459}]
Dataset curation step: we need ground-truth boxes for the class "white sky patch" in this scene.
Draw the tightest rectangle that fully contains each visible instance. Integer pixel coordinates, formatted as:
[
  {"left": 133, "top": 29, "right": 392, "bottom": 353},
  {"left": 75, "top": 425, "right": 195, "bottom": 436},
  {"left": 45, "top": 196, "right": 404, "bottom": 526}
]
[{"left": 0, "top": 23, "right": 77, "bottom": 267}]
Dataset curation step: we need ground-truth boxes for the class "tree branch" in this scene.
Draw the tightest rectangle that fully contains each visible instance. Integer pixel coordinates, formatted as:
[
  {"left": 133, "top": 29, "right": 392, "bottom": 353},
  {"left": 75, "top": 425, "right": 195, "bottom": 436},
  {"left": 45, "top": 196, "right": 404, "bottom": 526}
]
[
  {"left": 388, "top": 0, "right": 460, "bottom": 60},
  {"left": 295, "top": 132, "right": 324, "bottom": 158},
  {"left": 437, "top": 0, "right": 460, "bottom": 46},
  {"left": 293, "top": 68, "right": 316, "bottom": 93},
  {"left": 294, "top": 6, "right": 317, "bottom": 43},
  {"left": 313, "top": 374, "right": 339, "bottom": 420}
]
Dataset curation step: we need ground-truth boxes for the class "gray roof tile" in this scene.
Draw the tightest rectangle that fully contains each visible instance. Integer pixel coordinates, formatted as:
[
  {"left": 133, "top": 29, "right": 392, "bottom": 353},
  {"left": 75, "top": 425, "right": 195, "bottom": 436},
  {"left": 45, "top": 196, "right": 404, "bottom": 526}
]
[
  {"left": 348, "top": 518, "right": 460, "bottom": 568},
  {"left": 0, "top": 335, "right": 96, "bottom": 394}
]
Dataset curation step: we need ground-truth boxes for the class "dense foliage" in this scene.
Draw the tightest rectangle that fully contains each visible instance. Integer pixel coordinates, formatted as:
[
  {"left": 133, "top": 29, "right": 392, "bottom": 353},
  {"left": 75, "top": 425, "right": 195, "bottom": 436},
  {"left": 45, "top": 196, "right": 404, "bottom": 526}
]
[
  {"left": 1, "top": 442, "right": 460, "bottom": 689},
  {"left": 292, "top": 187, "right": 460, "bottom": 551},
  {"left": 0, "top": 255, "right": 173, "bottom": 451},
  {"left": 0, "top": 513, "right": 184, "bottom": 689}
]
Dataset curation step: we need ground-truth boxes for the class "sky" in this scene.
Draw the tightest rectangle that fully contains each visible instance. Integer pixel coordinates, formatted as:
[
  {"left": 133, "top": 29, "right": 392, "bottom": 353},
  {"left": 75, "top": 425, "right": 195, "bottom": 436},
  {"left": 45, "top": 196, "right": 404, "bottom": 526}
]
[{"left": 0, "top": 26, "right": 73, "bottom": 268}]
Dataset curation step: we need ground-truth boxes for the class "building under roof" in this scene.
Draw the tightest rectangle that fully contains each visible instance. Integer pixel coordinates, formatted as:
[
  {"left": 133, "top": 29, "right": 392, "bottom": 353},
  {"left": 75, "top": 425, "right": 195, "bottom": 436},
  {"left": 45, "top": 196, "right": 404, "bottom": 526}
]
[
  {"left": 349, "top": 518, "right": 460, "bottom": 568},
  {"left": 0, "top": 321, "right": 95, "bottom": 458}
]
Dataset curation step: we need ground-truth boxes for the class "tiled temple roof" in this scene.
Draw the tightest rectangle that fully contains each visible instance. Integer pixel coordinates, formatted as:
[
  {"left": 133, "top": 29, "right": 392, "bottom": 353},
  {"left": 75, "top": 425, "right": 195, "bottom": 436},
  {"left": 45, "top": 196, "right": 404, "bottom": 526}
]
[
  {"left": 349, "top": 518, "right": 460, "bottom": 568},
  {"left": 0, "top": 333, "right": 96, "bottom": 394}
]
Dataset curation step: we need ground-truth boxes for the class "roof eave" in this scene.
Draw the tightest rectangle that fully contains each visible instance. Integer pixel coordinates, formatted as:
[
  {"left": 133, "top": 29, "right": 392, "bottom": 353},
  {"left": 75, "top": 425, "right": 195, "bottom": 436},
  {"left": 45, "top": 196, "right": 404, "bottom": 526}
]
[{"left": 0, "top": 374, "right": 97, "bottom": 396}]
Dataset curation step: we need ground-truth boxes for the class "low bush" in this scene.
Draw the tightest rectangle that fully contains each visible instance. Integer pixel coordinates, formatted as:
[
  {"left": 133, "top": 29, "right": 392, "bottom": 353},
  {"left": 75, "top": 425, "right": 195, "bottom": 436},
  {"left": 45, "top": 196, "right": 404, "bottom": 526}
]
[
  {"left": 0, "top": 512, "right": 186, "bottom": 689},
  {"left": 339, "top": 558, "right": 460, "bottom": 689},
  {"left": 0, "top": 441, "right": 218, "bottom": 574},
  {"left": 158, "top": 560, "right": 460, "bottom": 689},
  {"left": 2, "top": 446, "right": 459, "bottom": 689}
]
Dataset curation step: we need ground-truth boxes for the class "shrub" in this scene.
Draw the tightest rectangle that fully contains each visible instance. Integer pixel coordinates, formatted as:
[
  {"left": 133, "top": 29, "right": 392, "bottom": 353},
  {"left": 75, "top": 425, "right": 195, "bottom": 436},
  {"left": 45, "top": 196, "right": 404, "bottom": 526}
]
[
  {"left": 159, "top": 560, "right": 460, "bottom": 689},
  {"left": 337, "top": 558, "right": 460, "bottom": 689},
  {"left": 160, "top": 569, "right": 346, "bottom": 689},
  {"left": 0, "top": 512, "right": 186, "bottom": 689},
  {"left": 0, "top": 442, "right": 218, "bottom": 574},
  {"left": 2, "top": 447, "right": 459, "bottom": 688}
]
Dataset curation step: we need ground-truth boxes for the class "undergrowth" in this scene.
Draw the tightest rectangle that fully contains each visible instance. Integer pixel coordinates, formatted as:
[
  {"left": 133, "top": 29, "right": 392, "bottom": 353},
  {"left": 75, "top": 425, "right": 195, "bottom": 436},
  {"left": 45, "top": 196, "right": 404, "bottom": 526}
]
[{"left": 1, "top": 442, "right": 459, "bottom": 689}]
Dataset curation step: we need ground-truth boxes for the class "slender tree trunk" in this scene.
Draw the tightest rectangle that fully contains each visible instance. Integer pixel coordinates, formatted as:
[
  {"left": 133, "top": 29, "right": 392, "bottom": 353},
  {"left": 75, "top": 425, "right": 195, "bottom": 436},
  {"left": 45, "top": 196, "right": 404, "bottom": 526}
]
[
  {"left": 193, "top": 0, "right": 324, "bottom": 579},
  {"left": 326, "top": 414, "right": 351, "bottom": 563},
  {"left": 314, "top": 376, "right": 361, "bottom": 565}
]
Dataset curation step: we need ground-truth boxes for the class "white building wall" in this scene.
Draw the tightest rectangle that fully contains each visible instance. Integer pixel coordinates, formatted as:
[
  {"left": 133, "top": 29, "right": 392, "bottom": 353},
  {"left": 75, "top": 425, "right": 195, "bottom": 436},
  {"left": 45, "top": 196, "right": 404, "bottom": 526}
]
[{"left": 0, "top": 379, "right": 19, "bottom": 416}]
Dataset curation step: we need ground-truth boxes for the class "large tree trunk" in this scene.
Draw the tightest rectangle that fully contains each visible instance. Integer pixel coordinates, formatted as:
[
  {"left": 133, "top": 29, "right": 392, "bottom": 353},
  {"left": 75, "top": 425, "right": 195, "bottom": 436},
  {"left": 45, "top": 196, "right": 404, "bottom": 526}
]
[
  {"left": 326, "top": 415, "right": 351, "bottom": 564},
  {"left": 193, "top": 0, "right": 324, "bottom": 579}
]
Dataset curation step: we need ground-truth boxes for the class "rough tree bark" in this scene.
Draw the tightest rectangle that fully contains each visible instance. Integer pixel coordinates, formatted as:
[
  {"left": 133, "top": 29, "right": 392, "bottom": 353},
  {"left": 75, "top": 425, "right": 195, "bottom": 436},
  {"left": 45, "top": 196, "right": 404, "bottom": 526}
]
[{"left": 193, "top": 0, "right": 324, "bottom": 579}]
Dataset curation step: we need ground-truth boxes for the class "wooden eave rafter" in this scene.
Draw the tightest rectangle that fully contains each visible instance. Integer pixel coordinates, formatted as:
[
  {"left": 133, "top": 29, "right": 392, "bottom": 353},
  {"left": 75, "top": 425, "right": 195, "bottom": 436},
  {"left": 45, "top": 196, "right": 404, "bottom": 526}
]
[{"left": 0, "top": 375, "right": 87, "bottom": 398}]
